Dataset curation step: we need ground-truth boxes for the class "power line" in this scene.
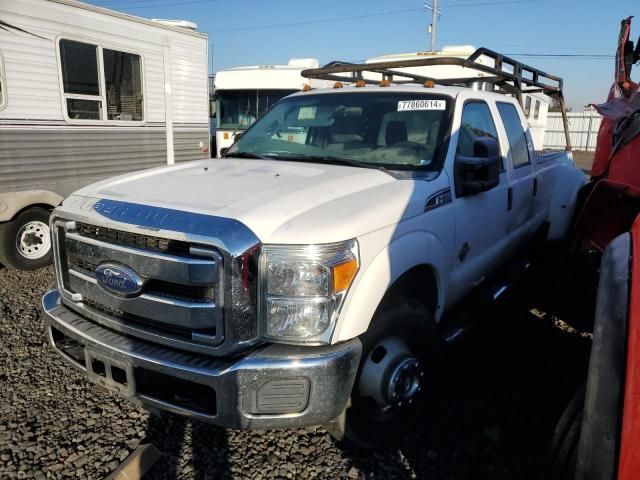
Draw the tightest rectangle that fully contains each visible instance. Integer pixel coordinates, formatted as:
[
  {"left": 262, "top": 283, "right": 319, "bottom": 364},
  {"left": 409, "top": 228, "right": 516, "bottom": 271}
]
[
  {"left": 94, "top": 0, "right": 221, "bottom": 9},
  {"left": 486, "top": 43, "right": 612, "bottom": 52},
  {"left": 505, "top": 53, "right": 614, "bottom": 58},
  {"left": 209, "top": 8, "right": 424, "bottom": 33},
  {"left": 442, "top": 0, "right": 548, "bottom": 7},
  {"left": 92, "top": 0, "right": 184, "bottom": 5}
]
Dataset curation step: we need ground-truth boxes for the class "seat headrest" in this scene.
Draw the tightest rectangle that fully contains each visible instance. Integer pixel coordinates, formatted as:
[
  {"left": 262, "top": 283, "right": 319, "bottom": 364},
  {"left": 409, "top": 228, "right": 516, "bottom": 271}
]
[{"left": 385, "top": 121, "right": 408, "bottom": 146}]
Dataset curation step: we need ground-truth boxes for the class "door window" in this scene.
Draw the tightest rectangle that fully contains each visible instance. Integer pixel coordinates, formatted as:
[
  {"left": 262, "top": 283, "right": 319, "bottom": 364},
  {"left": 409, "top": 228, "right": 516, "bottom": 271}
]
[
  {"left": 457, "top": 101, "right": 498, "bottom": 157},
  {"left": 497, "top": 102, "right": 530, "bottom": 167}
]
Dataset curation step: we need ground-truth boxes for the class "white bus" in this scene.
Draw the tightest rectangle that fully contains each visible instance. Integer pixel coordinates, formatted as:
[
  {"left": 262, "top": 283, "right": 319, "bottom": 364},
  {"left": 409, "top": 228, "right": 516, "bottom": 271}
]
[{"left": 213, "top": 58, "right": 331, "bottom": 156}]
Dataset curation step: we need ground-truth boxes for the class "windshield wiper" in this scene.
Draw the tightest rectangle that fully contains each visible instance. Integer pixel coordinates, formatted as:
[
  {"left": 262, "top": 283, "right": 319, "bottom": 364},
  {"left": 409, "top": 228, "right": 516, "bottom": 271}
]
[
  {"left": 269, "top": 154, "right": 390, "bottom": 173},
  {"left": 223, "top": 151, "right": 270, "bottom": 160}
]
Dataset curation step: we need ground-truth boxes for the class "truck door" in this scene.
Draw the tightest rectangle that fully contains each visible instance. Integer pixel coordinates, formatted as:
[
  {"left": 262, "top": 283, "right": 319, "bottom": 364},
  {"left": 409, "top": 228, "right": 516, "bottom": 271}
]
[
  {"left": 450, "top": 100, "right": 509, "bottom": 294},
  {"left": 495, "top": 102, "right": 536, "bottom": 244}
]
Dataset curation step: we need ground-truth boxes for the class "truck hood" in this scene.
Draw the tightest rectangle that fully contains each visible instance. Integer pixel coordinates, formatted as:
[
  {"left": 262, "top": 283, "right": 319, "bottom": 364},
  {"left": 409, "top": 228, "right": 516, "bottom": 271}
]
[{"left": 74, "top": 159, "right": 436, "bottom": 244}]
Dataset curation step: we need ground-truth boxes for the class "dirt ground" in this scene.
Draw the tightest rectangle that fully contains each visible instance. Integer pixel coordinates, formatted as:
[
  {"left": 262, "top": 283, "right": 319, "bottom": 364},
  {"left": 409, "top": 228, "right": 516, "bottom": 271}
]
[{"left": 572, "top": 151, "right": 595, "bottom": 174}]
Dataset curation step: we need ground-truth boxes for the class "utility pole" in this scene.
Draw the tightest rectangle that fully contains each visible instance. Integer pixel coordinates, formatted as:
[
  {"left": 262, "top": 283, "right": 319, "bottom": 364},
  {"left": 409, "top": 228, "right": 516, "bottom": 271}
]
[{"left": 424, "top": 1, "right": 441, "bottom": 52}]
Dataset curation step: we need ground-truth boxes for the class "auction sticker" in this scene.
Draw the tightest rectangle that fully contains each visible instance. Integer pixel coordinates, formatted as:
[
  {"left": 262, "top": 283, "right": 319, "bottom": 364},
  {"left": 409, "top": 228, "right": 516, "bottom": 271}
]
[
  {"left": 298, "top": 106, "right": 317, "bottom": 120},
  {"left": 397, "top": 100, "right": 446, "bottom": 111}
]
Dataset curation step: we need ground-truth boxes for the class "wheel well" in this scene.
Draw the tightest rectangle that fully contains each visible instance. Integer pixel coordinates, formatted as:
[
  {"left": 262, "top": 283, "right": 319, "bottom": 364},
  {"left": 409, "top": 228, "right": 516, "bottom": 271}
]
[
  {"left": 8, "top": 203, "right": 54, "bottom": 222},
  {"left": 383, "top": 265, "right": 438, "bottom": 313}
]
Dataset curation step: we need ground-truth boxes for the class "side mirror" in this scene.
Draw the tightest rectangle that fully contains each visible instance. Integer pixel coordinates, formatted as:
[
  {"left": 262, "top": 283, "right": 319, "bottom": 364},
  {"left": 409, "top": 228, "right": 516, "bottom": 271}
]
[{"left": 455, "top": 137, "right": 501, "bottom": 197}]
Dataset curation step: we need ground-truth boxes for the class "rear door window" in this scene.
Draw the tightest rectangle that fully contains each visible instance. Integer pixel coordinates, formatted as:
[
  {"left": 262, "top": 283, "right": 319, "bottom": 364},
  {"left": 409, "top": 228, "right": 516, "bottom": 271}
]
[{"left": 497, "top": 102, "right": 530, "bottom": 167}]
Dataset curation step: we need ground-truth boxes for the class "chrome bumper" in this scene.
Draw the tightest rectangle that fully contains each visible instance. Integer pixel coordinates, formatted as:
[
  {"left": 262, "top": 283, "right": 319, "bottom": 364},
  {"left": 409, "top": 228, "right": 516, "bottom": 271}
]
[{"left": 42, "top": 288, "right": 361, "bottom": 429}]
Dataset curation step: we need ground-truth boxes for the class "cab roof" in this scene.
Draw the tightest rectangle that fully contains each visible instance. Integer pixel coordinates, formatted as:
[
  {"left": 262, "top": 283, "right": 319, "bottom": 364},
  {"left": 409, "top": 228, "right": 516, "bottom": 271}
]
[{"left": 287, "top": 83, "right": 516, "bottom": 103}]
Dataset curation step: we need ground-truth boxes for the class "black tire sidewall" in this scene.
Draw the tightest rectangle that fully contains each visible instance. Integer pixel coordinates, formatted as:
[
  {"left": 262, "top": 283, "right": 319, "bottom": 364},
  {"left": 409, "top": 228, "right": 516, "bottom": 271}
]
[
  {"left": 542, "top": 384, "right": 585, "bottom": 480},
  {"left": 0, "top": 207, "right": 53, "bottom": 271},
  {"left": 344, "top": 298, "right": 442, "bottom": 449}
]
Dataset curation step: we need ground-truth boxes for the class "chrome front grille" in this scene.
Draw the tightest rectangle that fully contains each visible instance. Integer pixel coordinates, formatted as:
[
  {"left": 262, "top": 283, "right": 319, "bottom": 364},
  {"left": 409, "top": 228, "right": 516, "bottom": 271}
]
[
  {"left": 75, "top": 222, "right": 191, "bottom": 255},
  {"left": 53, "top": 219, "right": 224, "bottom": 354},
  {"left": 69, "top": 256, "right": 216, "bottom": 303}
]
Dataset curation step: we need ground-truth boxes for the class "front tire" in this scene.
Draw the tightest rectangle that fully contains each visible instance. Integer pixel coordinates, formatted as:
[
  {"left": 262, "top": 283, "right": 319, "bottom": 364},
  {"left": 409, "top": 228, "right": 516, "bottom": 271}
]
[
  {"left": 0, "top": 207, "right": 53, "bottom": 271},
  {"left": 343, "top": 298, "right": 442, "bottom": 449}
]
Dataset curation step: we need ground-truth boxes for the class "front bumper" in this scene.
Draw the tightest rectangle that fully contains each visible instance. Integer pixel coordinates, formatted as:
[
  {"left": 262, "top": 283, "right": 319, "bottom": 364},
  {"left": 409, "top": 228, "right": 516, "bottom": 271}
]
[{"left": 42, "top": 288, "right": 361, "bottom": 429}]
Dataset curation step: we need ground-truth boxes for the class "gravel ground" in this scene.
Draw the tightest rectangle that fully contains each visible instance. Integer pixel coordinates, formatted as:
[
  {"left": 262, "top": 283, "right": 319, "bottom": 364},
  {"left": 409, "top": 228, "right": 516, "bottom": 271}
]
[
  {"left": 0, "top": 265, "right": 591, "bottom": 479},
  {"left": 572, "top": 150, "right": 595, "bottom": 173}
]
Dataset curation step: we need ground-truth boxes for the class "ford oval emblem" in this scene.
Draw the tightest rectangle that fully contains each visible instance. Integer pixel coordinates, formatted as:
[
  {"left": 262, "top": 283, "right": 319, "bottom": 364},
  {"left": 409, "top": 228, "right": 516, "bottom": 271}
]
[{"left": 95, "top": 263, "right": 143, "bottom": 298}]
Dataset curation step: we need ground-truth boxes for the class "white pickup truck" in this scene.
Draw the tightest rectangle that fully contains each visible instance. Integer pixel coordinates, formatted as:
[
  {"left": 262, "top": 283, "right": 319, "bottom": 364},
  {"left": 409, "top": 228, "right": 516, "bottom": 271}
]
[{"left": 42, "top": 51, "right": 586, "bottom": 446}]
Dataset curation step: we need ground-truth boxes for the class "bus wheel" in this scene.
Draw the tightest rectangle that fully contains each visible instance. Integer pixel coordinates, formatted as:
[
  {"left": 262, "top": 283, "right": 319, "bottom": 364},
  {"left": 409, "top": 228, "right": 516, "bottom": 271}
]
[{"left": 0, "top": 207, "right": 53, "bottom": 271}]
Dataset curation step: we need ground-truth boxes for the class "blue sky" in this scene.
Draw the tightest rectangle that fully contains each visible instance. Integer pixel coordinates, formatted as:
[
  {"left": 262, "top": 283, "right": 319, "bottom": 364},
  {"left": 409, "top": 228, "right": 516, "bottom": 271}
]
[{"left": 86, "top": 0, "right": 639, "bottom": 109}]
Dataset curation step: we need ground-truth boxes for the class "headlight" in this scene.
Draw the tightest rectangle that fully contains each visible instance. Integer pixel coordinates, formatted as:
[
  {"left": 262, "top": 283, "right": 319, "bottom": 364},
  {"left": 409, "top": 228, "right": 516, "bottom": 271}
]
[{"left": 259, "top": 239, "right": 359, "bottom": 344}]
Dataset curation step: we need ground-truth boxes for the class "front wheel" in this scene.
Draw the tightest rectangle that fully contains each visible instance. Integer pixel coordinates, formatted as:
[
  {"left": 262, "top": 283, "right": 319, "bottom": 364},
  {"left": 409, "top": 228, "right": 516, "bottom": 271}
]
[
  {"left": 0, "top": 207, "right": 53, "bottom": 270},
  {"left": 343, "top": 298, "right": 442, "bottom": 449}
]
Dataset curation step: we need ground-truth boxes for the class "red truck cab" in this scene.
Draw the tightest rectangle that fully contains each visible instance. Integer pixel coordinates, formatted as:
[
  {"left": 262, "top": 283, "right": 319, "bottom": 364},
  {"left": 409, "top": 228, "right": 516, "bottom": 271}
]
[
  {"left": 546, "top": 16, "right": 640, "bottom": 480},
  {"left": 618, "top": 216, "right": 640, "bottom": 480}
]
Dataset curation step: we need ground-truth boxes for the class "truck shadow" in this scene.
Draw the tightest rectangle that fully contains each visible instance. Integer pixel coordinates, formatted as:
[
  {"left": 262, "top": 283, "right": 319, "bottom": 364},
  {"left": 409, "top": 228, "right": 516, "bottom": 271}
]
[
  {"left": 143, "top": 413, "right": 231, "bottom": 480},
  {"left": 342, "top": 270, "right": 592, "bottom": 479}
]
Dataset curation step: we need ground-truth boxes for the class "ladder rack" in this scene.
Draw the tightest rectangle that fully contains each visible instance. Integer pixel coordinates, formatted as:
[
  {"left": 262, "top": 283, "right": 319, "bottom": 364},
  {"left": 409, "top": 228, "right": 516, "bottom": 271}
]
[{"left": 302, "top": 47, "right": 572, "bottom": 150}]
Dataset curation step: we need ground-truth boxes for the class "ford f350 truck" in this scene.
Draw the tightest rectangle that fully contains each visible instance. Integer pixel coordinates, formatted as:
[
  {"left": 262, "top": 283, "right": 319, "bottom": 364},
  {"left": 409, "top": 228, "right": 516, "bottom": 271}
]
[{"left": 41, "top": 49, "right": 586, "bottom": 446}]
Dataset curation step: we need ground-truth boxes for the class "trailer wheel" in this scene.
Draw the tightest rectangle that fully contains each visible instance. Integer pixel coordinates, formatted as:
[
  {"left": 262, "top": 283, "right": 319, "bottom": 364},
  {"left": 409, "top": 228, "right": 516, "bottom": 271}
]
[
  {"left": 0, "top": 207, "right": 53, "bottom": 271},
  {"left": 342, "top": 298, "right": 442, "bottom": 449}
]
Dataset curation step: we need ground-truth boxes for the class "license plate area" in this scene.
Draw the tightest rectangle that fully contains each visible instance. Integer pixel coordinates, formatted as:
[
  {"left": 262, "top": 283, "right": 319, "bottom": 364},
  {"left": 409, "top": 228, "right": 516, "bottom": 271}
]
[{"left": 85, "top": 348, "right": 135, "bottom": 396}]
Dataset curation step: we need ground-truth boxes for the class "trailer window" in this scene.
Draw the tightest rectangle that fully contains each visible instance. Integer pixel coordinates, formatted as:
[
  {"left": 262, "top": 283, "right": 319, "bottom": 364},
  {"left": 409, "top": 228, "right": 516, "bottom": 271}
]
[
  {"left": 58, "top": 39, "right": 144, "bottom": 122},
  {"left": 497, "top": 102, "right": 530, "bottom": 167},
  {"left": 103, "top": 49, "right": 143, "bottom": 121},
  {"left": 534, "top": 100, "right": 541, "bottom": 120},
  {"left": 60, "top": 39, "right": 101, "bottom": 119},
  {"left": 0, "top": 52, "right": 6, "bottom": 110}
]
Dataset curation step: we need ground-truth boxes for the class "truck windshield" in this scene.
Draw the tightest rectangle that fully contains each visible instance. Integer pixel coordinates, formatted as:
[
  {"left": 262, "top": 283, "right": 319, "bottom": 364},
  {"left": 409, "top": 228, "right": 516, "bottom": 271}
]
[
  {"left": 227, "top": 92, "right": 452, "bottom": 170},
  {"left": 216, "top": 89, "right": 297, "bottom": 130}
]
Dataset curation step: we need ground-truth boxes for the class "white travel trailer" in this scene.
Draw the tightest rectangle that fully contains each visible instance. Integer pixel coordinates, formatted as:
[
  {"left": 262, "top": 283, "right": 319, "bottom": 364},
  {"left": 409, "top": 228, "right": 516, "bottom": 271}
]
[
  {"left": 213, "top": 58, "right": 332, "bottom": 156},
  {"left": 0, "top": 0, "right": 209, "bottom": 270},
  {"left": 367, "top": 46, "right": 551, "bottom": 149}
]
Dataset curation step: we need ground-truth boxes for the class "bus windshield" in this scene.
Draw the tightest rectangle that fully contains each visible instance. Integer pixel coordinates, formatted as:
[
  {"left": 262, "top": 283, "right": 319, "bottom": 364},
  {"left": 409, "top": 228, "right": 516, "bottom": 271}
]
[
  {"left": 216, "top": 89, "right": 297, "bottom": 130},
  {"left": 227, "top": 92, "right": 452, "bottom": 170}
]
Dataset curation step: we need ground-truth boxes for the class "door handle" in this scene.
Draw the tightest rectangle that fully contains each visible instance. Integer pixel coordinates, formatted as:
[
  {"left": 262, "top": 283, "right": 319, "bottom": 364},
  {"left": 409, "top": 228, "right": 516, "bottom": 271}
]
[
  {"left": 507, "top": 187, "right": 513, "bottom": 211},
  {"left": 533, "top": 177, "right": 538, "bottom": 197}
]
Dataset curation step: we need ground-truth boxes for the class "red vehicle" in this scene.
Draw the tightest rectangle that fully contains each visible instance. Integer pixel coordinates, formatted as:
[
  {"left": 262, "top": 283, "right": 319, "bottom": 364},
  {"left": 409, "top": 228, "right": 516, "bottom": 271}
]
[{"left": 547, "top": 16, "right": 640, "bottom": 480}]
